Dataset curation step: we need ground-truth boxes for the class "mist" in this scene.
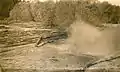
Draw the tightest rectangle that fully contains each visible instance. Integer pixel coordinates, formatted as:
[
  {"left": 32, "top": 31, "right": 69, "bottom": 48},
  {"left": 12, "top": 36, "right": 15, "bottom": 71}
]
[{"left": 67, "top": 20, "right": 118, "bottom": 56}]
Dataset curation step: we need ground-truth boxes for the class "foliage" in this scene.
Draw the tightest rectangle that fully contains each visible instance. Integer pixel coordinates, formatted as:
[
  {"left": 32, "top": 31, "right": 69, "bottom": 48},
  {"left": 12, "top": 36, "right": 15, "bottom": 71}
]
[
  {"left": 30, "top": 1, "right": 55, "bottom": 28},
  {"left": 54, "top": 1, "right": 76, "bottom": 30},
  {"left": 8, "top": 0, "right": 120, "bottom": 26},
  {"left": 75, "top": 0, "right": 101, "bottom": 26},
  {"left": 9, "top": 2, "right": 33, "bottom": 21},
  {"left": 98, "top": 1, "right": 120, "bottom": 24},
  {"left": 0, "top": 0, "right": 19, "bottom": 20}
]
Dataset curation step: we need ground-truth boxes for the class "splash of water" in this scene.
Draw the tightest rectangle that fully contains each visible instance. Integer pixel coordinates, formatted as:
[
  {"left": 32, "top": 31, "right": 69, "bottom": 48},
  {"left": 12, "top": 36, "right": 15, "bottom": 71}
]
[{"left": 67, "top": 20, "right": 115, "bottom": 56}]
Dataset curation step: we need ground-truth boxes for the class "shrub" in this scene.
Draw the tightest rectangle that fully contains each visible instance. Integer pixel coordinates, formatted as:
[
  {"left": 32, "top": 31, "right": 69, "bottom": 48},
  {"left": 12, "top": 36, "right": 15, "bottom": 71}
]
[
  {"left": 54, "top": 1, "right": 76, "bottom": 30},
  {"left": 9, "top": 2, "right": 33, "bottom": 21},
  {"left": 30, "top": 1, "right": 55, "bottom": 28}
]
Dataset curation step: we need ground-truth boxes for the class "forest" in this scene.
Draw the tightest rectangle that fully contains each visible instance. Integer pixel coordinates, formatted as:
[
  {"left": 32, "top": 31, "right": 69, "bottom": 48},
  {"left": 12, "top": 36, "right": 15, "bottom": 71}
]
[{"left": 0, "top": 0, "right": 120, "bottom": 25}]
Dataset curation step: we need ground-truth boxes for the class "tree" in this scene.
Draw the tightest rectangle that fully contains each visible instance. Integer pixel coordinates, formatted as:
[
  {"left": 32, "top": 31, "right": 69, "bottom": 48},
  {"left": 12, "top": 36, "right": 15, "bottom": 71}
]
[{"left": 0, "top": 0, "right": 19, "bottom": 20}]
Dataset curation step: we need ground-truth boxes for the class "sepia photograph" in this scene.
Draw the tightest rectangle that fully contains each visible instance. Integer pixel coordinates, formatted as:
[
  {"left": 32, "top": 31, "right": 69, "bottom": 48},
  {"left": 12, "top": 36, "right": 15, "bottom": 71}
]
[{"left": 0, "top": 0, "right": 120, "bottom": 72}]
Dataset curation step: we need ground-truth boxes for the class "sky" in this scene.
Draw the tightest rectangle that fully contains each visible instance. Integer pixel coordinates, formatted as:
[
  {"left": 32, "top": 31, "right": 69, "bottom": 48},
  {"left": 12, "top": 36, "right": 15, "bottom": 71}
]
[
  {"left": 21, "top": 0, "right": 120, "bottom": 6},
  {"left": 98, "top": 0, "right": 120, "bottom": 6}
]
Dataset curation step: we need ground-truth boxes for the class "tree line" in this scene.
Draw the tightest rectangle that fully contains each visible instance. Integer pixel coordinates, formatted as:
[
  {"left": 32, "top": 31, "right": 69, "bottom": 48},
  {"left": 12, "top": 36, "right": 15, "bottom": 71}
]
[{"left": 0, "top": 0, "right": 120, "bottom": 25}]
